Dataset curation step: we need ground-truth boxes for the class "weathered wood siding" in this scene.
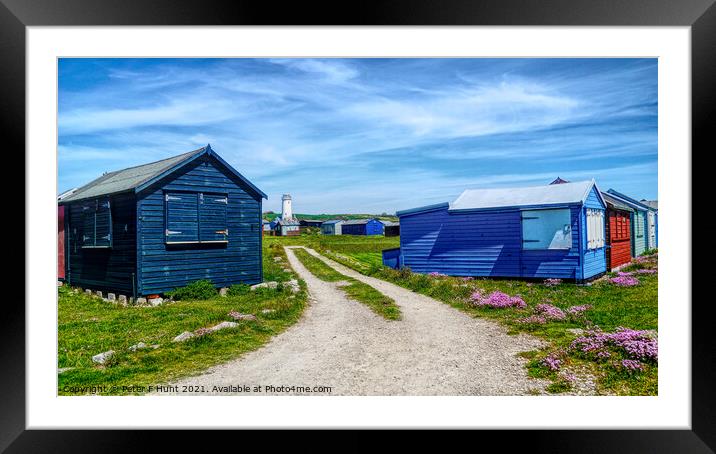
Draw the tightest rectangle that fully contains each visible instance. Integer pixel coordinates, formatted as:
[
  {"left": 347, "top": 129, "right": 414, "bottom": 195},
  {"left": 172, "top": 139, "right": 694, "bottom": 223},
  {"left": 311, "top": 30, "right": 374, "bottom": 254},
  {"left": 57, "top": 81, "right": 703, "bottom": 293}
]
[
  {"left": 606, "top": 208, "right": 632, "bottom": 270},
  {"left": 581, "top": 186, "right": 607, "bottom": 279},
  {"left": 136, "top": 154, "right": 262, "bottom": 295},
  {"left": 65, "top": 192, "right": 137, "bottom": 294},
  {"left": 398, "top": 204, "right": 587, "bottom": 279},
  {"left": 631, "top": 210, "right": 647, "bottom": 256},
  {"left": 58, "top": 205, "right": 66, "bottom": 280}
]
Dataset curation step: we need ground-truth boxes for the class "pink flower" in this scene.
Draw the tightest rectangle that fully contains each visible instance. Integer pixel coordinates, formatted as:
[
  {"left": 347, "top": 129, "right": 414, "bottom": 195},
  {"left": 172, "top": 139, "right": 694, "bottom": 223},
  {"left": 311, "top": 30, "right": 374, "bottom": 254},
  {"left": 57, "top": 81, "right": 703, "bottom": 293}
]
[
  {"left": 570, "top": 326, "right": 657, "bottom": 362},
  {"left": 566, "top": 304, "right": 592, "bottom": 316},
  {"left": 541, "top": 353, "right": 562, "bottom": 371},
  {"left": 621, "top": 359, "right": 644, "bottom": 371},
  {"left": 543, "top": 278, "right": 563, "bottom": 287},
  {"left": 535, "top": 303, "right": 566, "bottom": 320},
  {"left": 470, "top": 290, "right": 526, "bottom": 309},
  {"left": 636, "top": 269, "right": 657, "bottom": 274},
  {"left": 517, "top": 314, "right": 547, "bottom": 325},
  {"left": 611, "top": 276, "right": 640, "bottom": 286}
]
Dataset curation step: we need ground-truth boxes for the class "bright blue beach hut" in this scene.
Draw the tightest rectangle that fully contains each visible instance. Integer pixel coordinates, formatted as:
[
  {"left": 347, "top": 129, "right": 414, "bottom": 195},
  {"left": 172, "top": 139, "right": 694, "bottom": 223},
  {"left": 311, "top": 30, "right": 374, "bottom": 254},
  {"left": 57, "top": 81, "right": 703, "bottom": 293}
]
[{"left": 385, "top": 180, "right": 608, "bottom": 282}]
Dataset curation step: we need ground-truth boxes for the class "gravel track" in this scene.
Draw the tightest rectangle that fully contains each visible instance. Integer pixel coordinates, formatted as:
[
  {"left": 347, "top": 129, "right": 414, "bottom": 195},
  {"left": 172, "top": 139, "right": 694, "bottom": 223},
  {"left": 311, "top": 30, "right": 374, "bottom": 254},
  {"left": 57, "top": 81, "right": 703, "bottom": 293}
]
[{"left": 159, "top": 246, "right": 550, "bottom": 395}]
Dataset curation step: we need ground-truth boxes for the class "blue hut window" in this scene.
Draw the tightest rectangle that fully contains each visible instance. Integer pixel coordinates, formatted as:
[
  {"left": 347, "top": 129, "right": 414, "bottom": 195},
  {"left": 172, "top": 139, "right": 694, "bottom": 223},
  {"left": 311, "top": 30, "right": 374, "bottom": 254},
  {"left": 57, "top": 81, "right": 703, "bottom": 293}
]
[
  {"left": 165, "top": 192, "right": 228, "bottom": 244},
  {"left": 521, "top": 208, "right": 572, "bottom": 250},
  {"left": 81, "top": 197, "right": 112, "bottom": 248}
]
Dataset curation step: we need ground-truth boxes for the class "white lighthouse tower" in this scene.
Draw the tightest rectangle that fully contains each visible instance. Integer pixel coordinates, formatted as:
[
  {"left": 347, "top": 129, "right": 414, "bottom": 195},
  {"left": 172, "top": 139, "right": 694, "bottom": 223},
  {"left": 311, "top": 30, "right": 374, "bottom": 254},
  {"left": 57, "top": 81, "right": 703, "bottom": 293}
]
[{"left": 281, "top": 194, "right": 294, "bottom": 221}]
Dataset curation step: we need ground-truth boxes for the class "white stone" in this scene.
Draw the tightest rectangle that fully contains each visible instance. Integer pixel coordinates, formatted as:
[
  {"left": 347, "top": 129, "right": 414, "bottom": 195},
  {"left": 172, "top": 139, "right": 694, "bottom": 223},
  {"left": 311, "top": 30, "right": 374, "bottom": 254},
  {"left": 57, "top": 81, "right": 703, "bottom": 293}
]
[
  {"left": 92, "top": 350, "right": 114, "bottom": 365},
  {"left": 107, "top": 293, "right": 116, "bottom": 301},
  {"left": 283, "top": 268, "right": 292, "bottom": 273},
  {"left": 95, "top": 290, "right": 103, "bottom": 298},
  {"left": 148, "top": 297, "right": 163, "bottom": 306},
  {"left": 57, "top": 281, "right": 63, "bottom": 287},
  {"left": 273, "top": 256, "right": 283, "bottom": 262},
  {"left": 261, "top": 309, "right": 275, "bottom": 314},
  {"left": 251, "top": 281, "right": 278, "bottom": 290},
  {"left": 286, "top": 279, "right": 300, "bottom": 293},
  {"left": 136, "top": 297, "right": 147, "bottom": 305},
  {"left": 118, "top": 295, "right": 128, "bottom": 305},
  {"left": 210, "top": 321, "right": 239, "bottom": 332},
  {"left": 219, "top": 287, "right": 228, "bottom": 297},
  {"left": 172, "top": 331, "right": 195, "bottom": 342},
  {"left": 85, "top": 289, "right": 92, "bottom": 295},
  {"left": 58, "top": 367, "right": 73, "bottom": 374},
  {"left": 228, "top": 312, "right": 257, "bottom": 321},
  {"left": 128, "top": 342, "right": 147, "bottom": 352}
]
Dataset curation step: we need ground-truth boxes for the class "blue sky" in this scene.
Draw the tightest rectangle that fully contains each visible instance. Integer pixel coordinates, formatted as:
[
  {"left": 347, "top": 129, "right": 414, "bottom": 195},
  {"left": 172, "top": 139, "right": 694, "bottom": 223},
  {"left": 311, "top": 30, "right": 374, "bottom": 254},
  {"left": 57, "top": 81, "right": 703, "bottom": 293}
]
[{"left": 58, "top": 58, "right": 657, "bottom": 213}]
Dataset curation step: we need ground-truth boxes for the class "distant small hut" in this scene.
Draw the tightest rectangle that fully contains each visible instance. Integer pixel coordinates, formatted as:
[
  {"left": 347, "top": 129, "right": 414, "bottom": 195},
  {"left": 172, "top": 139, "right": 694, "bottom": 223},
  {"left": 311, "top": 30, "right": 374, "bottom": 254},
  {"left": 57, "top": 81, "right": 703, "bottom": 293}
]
[
  {"left": 383, "top": 221, "right": 400, "bottom": 237},
  {"left": 341, "top": 219, "right": 384, "bottom": 236},
  {"left": 321, "top": 220, "right": 344, "bottom": 235},
  {"left": 274, "top": 218, "right": 301, "bottom": 236},
  {"left": 299, "top": 219, "right": 324, "bottom": 228}
]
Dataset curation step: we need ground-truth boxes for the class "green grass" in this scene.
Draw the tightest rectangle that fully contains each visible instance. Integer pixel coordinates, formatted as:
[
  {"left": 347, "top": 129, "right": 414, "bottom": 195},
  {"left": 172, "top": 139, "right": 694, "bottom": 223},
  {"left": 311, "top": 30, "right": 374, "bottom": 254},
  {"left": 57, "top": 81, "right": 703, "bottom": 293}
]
[
  {"left": 292, "top": 248, "right": 401, "bottom": 321},
  {"left": 268, "top": 234, "right": 658, "bottom": 396},
  {"left": 58, "top": 243, "right": 307, "bottom": 395}
]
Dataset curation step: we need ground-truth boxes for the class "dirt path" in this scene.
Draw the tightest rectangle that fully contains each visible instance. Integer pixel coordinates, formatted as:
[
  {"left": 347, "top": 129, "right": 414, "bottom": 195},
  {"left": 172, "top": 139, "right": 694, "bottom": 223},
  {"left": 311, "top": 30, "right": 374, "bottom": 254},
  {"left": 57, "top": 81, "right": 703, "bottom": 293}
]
[{"left": 159, "top": 246, "right": 550, "bottom": 396}]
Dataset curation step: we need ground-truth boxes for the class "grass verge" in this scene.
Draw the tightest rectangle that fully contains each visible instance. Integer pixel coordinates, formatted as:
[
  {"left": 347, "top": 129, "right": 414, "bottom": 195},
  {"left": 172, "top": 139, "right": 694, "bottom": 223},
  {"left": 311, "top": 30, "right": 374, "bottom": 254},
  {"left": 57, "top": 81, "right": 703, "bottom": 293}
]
[
  {"left": 267, "top": 236, "right": 658, "bottom": 396},
  {"left": 58, "top": 243, "right": 307, "bottom": 395},
  {"left": 292, "top": 247, "right": 401, "bottom": 321}
]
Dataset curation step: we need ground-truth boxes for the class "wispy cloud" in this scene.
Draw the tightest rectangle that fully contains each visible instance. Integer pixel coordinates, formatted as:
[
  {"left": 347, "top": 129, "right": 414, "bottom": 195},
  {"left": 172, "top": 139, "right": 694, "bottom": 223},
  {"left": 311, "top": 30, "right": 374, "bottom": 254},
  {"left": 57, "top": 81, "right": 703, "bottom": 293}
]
[{"left": 58, "top": 58, "right": 658, "bottom": 212}]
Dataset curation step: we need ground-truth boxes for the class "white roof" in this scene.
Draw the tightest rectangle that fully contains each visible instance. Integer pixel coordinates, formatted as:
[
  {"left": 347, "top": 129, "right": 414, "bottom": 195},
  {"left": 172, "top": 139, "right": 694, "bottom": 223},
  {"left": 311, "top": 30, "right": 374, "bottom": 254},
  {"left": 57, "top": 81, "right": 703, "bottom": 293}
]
[{"left": 450, "top": 180, "right": 597, "bottom": 211}]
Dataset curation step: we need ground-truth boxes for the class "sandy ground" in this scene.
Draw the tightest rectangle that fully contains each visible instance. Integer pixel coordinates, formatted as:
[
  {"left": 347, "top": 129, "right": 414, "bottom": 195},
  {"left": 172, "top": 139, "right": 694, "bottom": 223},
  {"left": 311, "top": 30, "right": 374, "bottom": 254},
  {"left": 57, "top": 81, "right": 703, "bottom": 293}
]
[{"left": 158, "top": 246, "right": 550, "bottom": 396}]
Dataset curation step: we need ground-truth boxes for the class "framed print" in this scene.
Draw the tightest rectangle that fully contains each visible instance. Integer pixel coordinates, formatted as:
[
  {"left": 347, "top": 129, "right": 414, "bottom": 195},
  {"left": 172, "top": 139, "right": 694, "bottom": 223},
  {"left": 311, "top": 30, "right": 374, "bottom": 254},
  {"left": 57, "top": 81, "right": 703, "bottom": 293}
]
[{"left": 3, "top": 0, "right": 713, "bottom": 450}]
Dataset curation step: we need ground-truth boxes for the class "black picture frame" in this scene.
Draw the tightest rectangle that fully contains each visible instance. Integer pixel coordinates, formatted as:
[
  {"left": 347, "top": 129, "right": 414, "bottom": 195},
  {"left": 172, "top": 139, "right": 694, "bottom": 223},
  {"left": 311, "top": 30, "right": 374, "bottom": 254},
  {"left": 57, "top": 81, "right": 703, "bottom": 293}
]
[{"left": 3, "top": 0, "right": 712, "bottom": 450}]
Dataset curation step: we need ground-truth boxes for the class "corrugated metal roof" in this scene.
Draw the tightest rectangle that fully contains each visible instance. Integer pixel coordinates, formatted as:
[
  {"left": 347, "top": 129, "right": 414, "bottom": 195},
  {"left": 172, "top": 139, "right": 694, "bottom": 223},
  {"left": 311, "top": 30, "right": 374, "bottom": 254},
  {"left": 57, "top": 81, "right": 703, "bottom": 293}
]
[
  {"left": 382, "top": 221, "right": 399, "bottom": 226},
  {"left": 60, "top": 147, "right": 206, "bottom": 203},
  {"left": 606, "top": 189, "right": 651, "bottom": 211},
  {"left": 275, "top": 218, "right": 300, "bottom": 226},
  {"left": 641, "top": 199, "right": 658, "bottom": 210},
  {"left": 57, "top": 188, "right": 78, "bottom": 201},
  {"left": 601, "top": 192, "right": 634, "bottom": 212},
  {"left": 322, "top": 219, "right": 344, "bottom": 225},
  {"left": 450, "top": 180, "right": 597, "bottom": 211},
  {"left": 342, "top": 219, "right": 372, "bottom": 225}
]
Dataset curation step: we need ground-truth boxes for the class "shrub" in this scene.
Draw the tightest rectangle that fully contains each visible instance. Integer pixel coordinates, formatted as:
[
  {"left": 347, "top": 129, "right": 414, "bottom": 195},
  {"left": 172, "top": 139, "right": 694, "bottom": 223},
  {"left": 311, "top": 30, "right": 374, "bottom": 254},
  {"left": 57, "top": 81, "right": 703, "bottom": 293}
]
[
  {"left": 397, "top": 266, "right": 412, "bottom": 280},
  {"left": 166, "top": 279, "right": 217, "bottom": 301},
  {"left": 227, "top": 284, "right": 251, "bottom": 296}
]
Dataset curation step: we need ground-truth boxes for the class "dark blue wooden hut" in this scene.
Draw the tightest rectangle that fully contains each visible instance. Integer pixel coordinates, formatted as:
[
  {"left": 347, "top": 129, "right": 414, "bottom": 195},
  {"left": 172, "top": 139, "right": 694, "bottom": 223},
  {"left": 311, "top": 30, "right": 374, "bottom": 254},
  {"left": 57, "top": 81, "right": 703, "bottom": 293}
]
[
  {"left": 58, "top": 145, "right": 267, "bottom": 298},
  {"left": 341, "top": 219, "right": 384, "bottom": 236},
  {"left": 387, "top": 180, "right": 607, "bottom": 282}
]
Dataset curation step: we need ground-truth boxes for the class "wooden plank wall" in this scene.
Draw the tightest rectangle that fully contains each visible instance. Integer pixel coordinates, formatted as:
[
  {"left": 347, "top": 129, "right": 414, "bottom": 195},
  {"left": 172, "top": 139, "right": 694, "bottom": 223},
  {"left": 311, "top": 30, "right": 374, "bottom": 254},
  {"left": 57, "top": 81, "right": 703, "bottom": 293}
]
[
  {"left": 65, "top": 192, "right": 137, "bottom": 294},
  {"left": 136, "top": 155, "right": 262, "bottom": 295},
  {"left": 398, "top": 205, "right": 586, "bottom": 279}
]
